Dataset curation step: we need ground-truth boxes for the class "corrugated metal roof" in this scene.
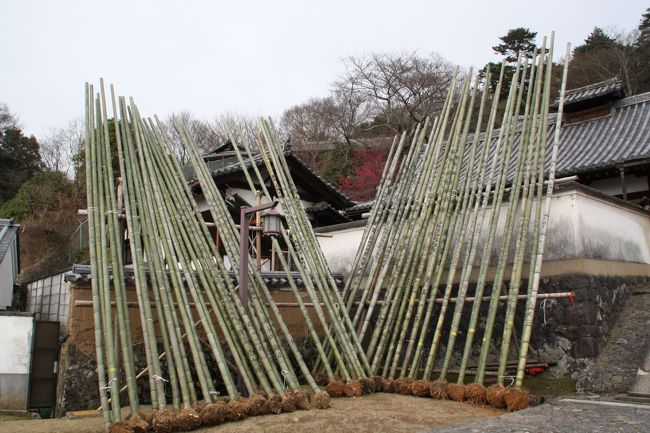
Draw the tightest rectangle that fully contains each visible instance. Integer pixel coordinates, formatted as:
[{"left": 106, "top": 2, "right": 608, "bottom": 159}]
[{"left": 0, "top": 219, "right": 19, "bottom": 264}]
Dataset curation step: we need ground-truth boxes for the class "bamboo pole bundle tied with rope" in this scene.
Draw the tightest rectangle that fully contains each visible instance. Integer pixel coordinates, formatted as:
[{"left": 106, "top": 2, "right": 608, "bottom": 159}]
[
  {"left": 84, "top": 32, "right": 569, "bottom": 432},
  {"left": 315, "top": 34, "right": 571, "bottom": 411}
]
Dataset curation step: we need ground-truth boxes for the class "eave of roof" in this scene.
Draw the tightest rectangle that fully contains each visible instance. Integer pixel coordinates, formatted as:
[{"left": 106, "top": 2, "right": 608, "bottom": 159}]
[
  {"left": 553, "top": 78, "right": 625, "bottom": 110},
  {"left": 65, "top": 264, "right": 344, "bottom": 287},
  {"left": 187, "top": 148, "right": 355, "bottom": 209}
]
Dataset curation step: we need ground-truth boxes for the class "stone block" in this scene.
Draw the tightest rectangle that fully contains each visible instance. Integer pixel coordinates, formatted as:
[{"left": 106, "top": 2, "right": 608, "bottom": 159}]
[
  {"left": 573, "top": 336, "right": 599, "bottom": 358},
  {"left": 580, "top": 324, "right": 600, "bottom": 337},
  {"left": 566, "top": 302, "right": 599, "bottom": 325},
  {"left": 554, "top": 324, "right": 579, "bottom": 340}
]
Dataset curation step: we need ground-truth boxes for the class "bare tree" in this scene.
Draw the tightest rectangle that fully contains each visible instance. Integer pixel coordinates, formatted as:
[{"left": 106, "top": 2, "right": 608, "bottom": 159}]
[
  {"left": 569, "top": 27, "right": 650, "bottom": 95},
  {"left": 279, "top": 91, "right": 372, "bottom": 169},
  {"left": 211, "top": 112, "right": 262, "bottom": 150},
  {"left": 280, "top": 98, "right": 335, "bottom": 168},
  {"left": 164, "top": 111, "right": 221, "bottom": 164},
  {"left": 40, "top": 118, "right": 84, "bottom": 177},
  {"left": 336, "top": 51, "right": 457, "bottom": 132}
]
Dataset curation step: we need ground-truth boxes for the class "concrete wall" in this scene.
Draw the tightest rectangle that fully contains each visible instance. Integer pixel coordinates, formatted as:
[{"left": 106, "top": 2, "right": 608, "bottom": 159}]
[
  {"left": 317, "top": 184, "right": 650, "bottom": 280},
  {"left": 0, "top": 314, "right": 34, "bottom": 411}
]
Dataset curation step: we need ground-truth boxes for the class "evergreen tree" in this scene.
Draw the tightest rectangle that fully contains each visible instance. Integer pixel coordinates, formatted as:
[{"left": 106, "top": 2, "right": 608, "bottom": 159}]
[
  {"left": 0, "top": 127, "right": 42, "bottom": 204},
  {"left": 574, "top": 27, "right": 618, "bottom": 55},
  {"left": 637, "top": 7, "right": 650, "bottom": 47},
  {"left": 492, "top": 27, "right": 537, "bottom": 63}
]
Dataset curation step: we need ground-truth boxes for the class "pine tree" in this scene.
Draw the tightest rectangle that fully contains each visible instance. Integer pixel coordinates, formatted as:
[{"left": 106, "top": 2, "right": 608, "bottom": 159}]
[
  {"left": 637, "top": 7, "right": 650, "bottom": 47},
  {"left": 574, "top": 27, "right": 617, "bottom": 55},
  {"left": 492, "top": 27, "right": 537, "bottom": 63}
]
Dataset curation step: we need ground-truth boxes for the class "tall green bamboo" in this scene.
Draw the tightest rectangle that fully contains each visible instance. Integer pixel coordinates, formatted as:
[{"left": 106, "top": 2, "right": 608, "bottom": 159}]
[
  {"left": 516, "top": 39, "right": 571, "bottom": 386},
  {"left": 84, "top": 83, "right": 112, "bottom": 429}
]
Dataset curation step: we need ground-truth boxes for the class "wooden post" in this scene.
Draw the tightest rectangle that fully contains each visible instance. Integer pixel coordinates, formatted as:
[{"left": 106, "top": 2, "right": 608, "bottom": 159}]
[{"left": 619, "top": 165, "right": 627, "bottom": 200}]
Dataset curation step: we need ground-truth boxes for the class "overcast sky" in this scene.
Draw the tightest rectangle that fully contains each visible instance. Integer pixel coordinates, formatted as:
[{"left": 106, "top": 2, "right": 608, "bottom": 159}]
[{"left": 1, "top": 0, "right": 647, "bottom": 138}]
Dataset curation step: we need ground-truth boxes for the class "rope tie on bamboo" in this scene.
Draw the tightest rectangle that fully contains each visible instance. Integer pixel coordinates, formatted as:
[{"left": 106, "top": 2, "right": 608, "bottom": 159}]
[
  {"left": 539, "top": 299, "right": 556, "bottom": 325},
  {"left": 101, "top": 378, "right": 116, "bottom": 392},
  {"left": 87, "top": 206, "right": 99, "bottom": 211},
  {"left": 504, "top": 375, "right": 516, "bottom": 386},
  {"left": 281, "top": 369, "right": 290, "bottom": 391},
  {"left": 105, "top": 209, "right": 121, "bottom": 215},
  {"left": 152, "top": 374, "right": 169, "bottom": 388}
]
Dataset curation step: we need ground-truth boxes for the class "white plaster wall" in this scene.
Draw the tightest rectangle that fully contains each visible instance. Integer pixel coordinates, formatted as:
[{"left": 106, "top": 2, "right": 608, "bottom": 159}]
[
  {"left": 576, "top": 191, "right": 650, "bottom": 264},
  {"left": 318, "top": 187, "right": 650, "bottom": 278},
  {"left": 318, "top": 226, "right": 364, "bottom": 277},
  {"left": 0, "top": 315, "right": 34, "bottom": 374}
]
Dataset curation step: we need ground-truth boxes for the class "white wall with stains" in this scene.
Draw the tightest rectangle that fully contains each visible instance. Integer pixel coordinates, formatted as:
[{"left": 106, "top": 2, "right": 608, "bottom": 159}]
[
  {"left": 0, "top": 314, "right": 34, "bottom": 410},
  {"left": 318, "top": 185, "right": 650, "bottom": 279}
]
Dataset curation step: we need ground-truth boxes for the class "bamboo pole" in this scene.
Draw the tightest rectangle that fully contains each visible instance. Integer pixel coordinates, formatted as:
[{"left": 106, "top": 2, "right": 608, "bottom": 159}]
[
  {"left": 516, "top": 39, "right": 571, "bottom": 387},
  {"left": 496, "top": 43, "right": 548, "bottom": 384},
  {"left": 84, "top": 83, "right": 112, "bottom": 429},
  {"left": 474, "top": 53, "right": 536, "bottom": 384}
]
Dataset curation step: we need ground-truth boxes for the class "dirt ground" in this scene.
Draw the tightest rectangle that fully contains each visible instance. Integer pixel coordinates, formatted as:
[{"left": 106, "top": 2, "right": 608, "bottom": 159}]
[{"left": 0, "top": 393, "right": 504, "bottom": 433}]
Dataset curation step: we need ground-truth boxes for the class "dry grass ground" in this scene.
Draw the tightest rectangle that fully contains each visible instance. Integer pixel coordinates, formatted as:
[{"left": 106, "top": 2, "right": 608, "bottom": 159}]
[{"left": 0, "top": 393, "right": 504, "bottom": 433}]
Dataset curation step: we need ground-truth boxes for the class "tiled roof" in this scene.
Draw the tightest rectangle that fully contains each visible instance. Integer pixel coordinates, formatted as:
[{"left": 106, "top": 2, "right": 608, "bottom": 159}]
[
  {"left": 344, "top": 91, "right": 650, "bottom": 215},
  {"left": 553, "top": 78, "right": 625, "bottom": 110},
  {"left": 480, "top": 91, "right": 650, "bottom": 180},
  {"left": 65, "top": 264, "right": 344, "bottom": 287},
  {"left": 186, "top": 147, "right": 355, "bottom": 208},
  {"left": 344, "top": 201, "right": 374, "bottom": 215}
]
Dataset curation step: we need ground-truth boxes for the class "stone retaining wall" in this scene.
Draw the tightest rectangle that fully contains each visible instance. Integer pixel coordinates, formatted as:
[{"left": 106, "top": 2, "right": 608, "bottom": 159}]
[{"left": 56, "top": 274, "right": 648, "bottom": 412}]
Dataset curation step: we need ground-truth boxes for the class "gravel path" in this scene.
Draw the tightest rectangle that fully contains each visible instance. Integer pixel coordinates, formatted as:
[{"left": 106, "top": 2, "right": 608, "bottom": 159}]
[{"left": 422, "top": 398, "right": 650, "bottom": 433}]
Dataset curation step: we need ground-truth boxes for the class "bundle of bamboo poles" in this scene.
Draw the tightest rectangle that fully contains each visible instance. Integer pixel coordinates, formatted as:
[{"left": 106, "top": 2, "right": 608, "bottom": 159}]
[
  {"left": 308, "top": 34, "right": 571, "bottom": 411},
  {"left": 85, "top": 32, "right": 569, "bottom": 432},
  {"left": 85, "top": 82, "right": 342, "bottom": 433}
]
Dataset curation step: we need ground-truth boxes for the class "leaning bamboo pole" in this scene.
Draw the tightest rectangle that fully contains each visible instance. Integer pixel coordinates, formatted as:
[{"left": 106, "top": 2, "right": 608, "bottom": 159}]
[
  {"left": 143, "top": 123, "right": 278, "bottom": 396},
  {"left": 96, "top": 88, "right": 141, "bottom": 416},
  {"left": 516, "top": 40, "right": 571, "bottom": 387},
  {"left": 121, "top": 104, "right": 193, "bottom": 408},
  {"left": 91, "top": 90, "right": 124, "bottom": 422},
  {"left": 496, "top": 43, "right": 548, "bottom": 384},
  {"left": 179, "top": 118, "right": 321, "bottom": 392},
  {"left": 256, "top": 120, "right": 370, "bottom": 376},
  {"left": 84, "top": 83, "right": 112, "bottom": 429},
  {"left": 434, "top": 71, "right": 495, "bottom": 380},
  {"left": 384, "top": 72, "right": 477, "bottom": 378},
  {"left": 363, "top": 90, "right": 455, "bottom": 364},
  {"left": 474, "top": 55, "right": 533, "bottom": 385},
  {"left": 108, "top": 84, "right": 164, "bottom": 410}
]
